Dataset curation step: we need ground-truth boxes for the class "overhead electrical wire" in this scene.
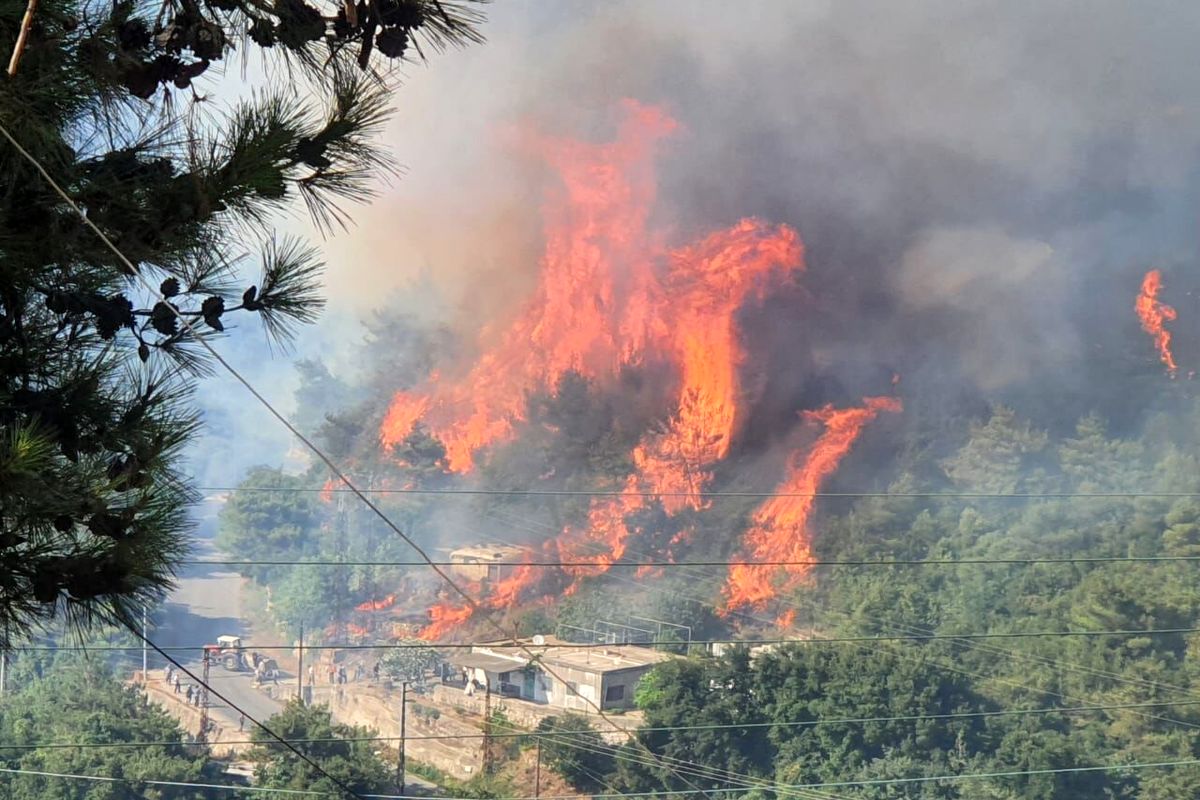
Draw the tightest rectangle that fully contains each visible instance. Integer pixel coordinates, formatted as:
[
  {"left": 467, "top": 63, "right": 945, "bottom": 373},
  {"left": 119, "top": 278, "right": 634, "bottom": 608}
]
[
  {"left": 194, "top": 486, "right": 1200, "bottom": 498},
  {"left": 12, "top": 754, "right": 1200, "bottom": 800},
  {"left": 562, "top": 755, "right": 1200, "bottom": 795},
  {"left": 179, "top": 554, "right": 1200, "bottom": 567},
  {"left": 22, "top": 625, "right": 1200, "bottom": 654},
  {"left": 0, "top": 117, "right": 722, "bottom": 800},
  {"left": 10, "top": 697, "right": 1198, "bottom": 748},
  {"left": 0, "top": 766, "right": 330, "bottom": 796}
]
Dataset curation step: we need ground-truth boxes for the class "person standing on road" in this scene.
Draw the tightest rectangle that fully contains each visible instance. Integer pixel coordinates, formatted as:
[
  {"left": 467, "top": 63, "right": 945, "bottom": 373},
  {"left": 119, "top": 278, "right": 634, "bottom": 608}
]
[
  {"left": 185, "top": 685, "right": 194, "bottom": 704},
  {"left": 239, "top": 713, "right": 245, "bottom": 731},
  {"left": 307, "top": 665, "right": 315, "bottom": 687}
]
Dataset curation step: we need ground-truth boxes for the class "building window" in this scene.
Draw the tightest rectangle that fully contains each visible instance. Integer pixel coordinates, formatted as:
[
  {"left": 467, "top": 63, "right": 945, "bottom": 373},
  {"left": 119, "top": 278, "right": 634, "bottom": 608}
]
[
  {"left": 499, "top": 672, "right": 510, "bottom": 682},
  {"left": 566, "top": 681, "right": 579, "bottom": 696},
  {"left": 605, "top": 684, "right": 626, "bottom": 703}
]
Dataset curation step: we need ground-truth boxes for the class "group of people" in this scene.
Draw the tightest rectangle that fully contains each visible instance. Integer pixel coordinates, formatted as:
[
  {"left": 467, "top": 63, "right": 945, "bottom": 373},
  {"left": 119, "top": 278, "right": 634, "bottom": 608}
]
[
  {"left": 302, "top": 660, "right": 383, "bottom": 688},
  {"left": 164, "top": 667, "right": 203, "bottom": 707}
]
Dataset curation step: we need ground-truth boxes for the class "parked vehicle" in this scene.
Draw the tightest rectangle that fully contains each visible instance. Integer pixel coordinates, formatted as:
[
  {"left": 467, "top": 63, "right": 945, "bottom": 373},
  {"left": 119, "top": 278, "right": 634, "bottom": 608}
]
[{"left": 204, "top": 635, "right": 248, "bottom": 671}]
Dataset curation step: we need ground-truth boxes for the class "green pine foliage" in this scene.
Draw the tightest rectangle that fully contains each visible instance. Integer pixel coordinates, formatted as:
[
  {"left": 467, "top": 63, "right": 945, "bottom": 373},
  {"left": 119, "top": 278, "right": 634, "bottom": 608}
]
[
  {"left": 0, "top": 659, "right": 212, "bottom": 799},
  {"left": 248, "top": 700, "right": 392, "bottom": 795},
  {"left": 0, "top": 0, "right": 482, "bottom": 642}
]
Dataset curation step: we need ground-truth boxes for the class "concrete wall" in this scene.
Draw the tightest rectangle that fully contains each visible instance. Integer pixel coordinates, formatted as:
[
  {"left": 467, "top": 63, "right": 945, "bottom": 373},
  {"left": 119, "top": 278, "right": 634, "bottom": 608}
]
[
  {"left": 140, "top": 678, "right": 249, "bottom": 758},
  {"left": 428, "top": 683, "right": 642, "bottom": 743},
  {"left": 311, "top": 684, "right": 486, "bottom": 778}
]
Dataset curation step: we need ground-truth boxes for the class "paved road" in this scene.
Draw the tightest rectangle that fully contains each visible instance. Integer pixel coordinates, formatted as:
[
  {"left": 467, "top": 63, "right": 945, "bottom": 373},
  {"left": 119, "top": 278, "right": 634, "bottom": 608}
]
[{"left": 152, "top": 539, "right": 288, "bottom": 729}]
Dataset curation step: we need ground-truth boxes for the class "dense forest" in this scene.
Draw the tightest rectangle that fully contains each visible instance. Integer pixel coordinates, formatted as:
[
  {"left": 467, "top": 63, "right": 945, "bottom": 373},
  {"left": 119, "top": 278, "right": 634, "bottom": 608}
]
[
  {"left": 0, "top": 653, "right": 393, "bottom": 798},
  {"left": 205, "top": 285, "right": 1200, "bottom": 797}
]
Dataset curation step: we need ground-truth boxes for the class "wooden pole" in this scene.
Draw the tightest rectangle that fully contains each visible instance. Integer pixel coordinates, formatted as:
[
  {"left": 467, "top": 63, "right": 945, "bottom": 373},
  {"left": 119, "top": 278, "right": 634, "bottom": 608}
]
[
  {"left": 483, "top": 680, "right": 493, "bottom": 774},
  {"left": 198, "top": 649, "right": 210, "bottom": 744},
  {"left": 534, "top": 738, "right": 541, "bottom": 799},
  {"left": 6, "top": 0, "right": 39, "bottom": 77},
  {"left": 396, "top": 681, "right": 408, "bottom": 792},
  {"left": 141, "top": 605, "right": 148, "bottom": 683},
  {"left": 297, "top": 624, "right": 304, "bottom": 702}
]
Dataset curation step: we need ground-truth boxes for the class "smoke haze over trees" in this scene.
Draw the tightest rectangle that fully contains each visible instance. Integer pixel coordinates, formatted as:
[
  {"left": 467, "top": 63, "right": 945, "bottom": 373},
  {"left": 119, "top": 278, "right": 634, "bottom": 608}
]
[{"left": 197, "top": 3, "right": 1200, "bottom": 795}]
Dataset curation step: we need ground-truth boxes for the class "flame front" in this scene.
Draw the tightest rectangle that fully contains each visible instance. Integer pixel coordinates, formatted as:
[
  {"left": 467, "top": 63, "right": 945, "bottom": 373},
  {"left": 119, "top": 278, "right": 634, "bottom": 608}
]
[
  {"left": 1135, "top": 269, "right": 1178, "bottom": 375},
  {"left": 411, "top": 103, "right": 806, "bottom": 635},
  {"left": 722, "top": 396, "right": 902, "bottom": 613},
  {"left": 381, "top": 101, "right": 678, "bottom": 472},
  {"left": 355, "top": 594, "right": 397, "bottom": 612}
]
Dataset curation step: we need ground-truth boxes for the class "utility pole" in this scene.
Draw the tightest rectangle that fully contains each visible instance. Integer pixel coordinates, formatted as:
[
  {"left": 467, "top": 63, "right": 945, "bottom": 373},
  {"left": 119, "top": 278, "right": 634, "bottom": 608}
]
[
  {"left": 0, "top": 623, "right": 7, "bottom": 697},
  {"left": 483, "top": 680, "right": 493, "bottom": 774},
  {"left": 396, "top": 681, "right": 409, "bottom": 793},
  {"left": 297, "top": 624, "right": 304, "bottom": 703},
  {"left": 534, "top": 738, "right": 542, "bottom": 799},
  {"left": 198, "top": 649, "right": 210, "bottom": 744},
  {"left": 141, "top": 604, "right": 148, "bottom": 683},
  {"left": 334, "top": 493, "right": 348, "bottom": 643}
]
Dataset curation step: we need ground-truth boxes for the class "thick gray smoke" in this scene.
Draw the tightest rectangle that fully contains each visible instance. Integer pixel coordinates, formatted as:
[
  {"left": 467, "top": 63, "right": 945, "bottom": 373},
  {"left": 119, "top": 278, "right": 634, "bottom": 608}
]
[
  {"left": 194, "top": 0, "right": 1200, "bottom": 496},
  {"left": 317, "top": 0, "right": 1200, "bottom": 437}
]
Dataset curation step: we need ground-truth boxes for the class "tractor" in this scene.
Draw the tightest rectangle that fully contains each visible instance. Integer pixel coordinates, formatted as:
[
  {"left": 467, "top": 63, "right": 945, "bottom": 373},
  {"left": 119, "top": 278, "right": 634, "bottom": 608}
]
[{"left": 204, "top": 635, "right": 248, "bottom": 671}]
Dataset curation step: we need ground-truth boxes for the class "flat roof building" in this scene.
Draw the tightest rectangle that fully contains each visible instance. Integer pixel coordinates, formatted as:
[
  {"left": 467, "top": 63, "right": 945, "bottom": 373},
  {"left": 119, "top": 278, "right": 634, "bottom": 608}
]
[
  {"left": 443, "top": 636, "right": 672, "bottom": 711},
  {"left": 447, "top": 544, "right": 525, "bottom": 583}
]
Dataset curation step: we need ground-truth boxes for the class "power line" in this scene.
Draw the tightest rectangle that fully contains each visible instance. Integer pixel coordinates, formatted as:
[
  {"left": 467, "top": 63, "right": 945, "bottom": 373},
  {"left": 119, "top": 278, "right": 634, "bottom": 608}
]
[
  {"left": 16, "top": 753, "right": 1199, "bottom": 800},
  {"left": 7, "top": 697, "right": 1200, "bottom": 751},
  {"left": 0, "top": 767, "right": 476, "bottom": 799},
  {"left": 181, "top": 554, "right": 1200, "bottom": 567},
  {"left": 489, "top": 755, "right": 1200, "bottom": 798},
  {"left": 196, "top": 486, "right": 1200, "bottom": 498},
  {"left": 0, "top": 117, "right": 718, "bottom": 800},
  {"left": 28, "top": 626, "right": 1198, "bottom": 653},
  {"left": 0, "top": 766, "right": 327, "bottom": 796}
]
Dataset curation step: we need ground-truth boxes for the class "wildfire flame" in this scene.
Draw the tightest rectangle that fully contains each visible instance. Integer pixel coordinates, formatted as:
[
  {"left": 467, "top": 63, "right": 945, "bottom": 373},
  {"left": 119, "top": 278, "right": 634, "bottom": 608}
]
[
  {"left": 381, "top": 101, "right": 679, "bottom": 472},
  {"left": 355, "top": 594, "right": 397, "bottom": 612},
  {"left": 420, "top": 600, "right": 476, "bottom": 641},
  {"left": 722, "top": 396, "right": 902, "bottom": 613},
  {"left": 1135, "top": 269, "right": 1178, "bottom": 375},
  {"left": 410, "top": 102, "right": 807, "bottom": 636}
]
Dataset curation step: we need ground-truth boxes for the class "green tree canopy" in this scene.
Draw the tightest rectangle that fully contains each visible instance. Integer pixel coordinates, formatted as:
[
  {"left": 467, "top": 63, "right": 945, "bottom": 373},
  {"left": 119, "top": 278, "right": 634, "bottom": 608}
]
[
  {"left": 0, "top": 659, "right": 212, "bottom": 799},
  {"left": 249, "top": 700, "right": 392, "bottom": 795}
]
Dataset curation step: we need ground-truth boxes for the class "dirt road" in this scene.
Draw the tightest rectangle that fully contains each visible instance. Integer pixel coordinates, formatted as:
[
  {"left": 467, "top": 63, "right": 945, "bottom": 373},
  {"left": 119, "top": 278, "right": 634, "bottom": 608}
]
[{"left": 152, "top": 539, "right": 289, "bottom": 729}]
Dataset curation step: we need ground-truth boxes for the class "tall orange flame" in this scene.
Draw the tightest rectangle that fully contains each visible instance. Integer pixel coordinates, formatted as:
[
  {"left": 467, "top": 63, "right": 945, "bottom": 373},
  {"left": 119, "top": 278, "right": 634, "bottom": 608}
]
[
  {"left": 722, "top": 396, "right": 902, "bottom": 614},
  {"left": 411, "top": 103, "right": 806, "bottom": 636},
  {"left": 355, "top": 594, "right": 397, "bottom": 612},
  {"left": 1135, "top": 269, "right": 1178, "bottom": 375},
  {"left": 381, "top": 101, "right": 678, "bottom": 472}
]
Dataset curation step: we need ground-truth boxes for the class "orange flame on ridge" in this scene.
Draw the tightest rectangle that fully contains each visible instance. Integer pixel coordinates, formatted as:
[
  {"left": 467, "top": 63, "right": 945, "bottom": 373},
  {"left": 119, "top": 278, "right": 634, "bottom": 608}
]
[
  {"left": 722, "top": 396, "right": 902, "bottom": 614},
  {"left": 398, "top": 102, "right": 808, "bottom": 637},
  {"left": 355, "top": 594, "right": 397, "bottom": 612},
  {"left": 1135, "top": 269, "right": 1178, "bottom": 375},
  {"left": 381, "top": 101, "right": 679, "bottom": 472}
]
